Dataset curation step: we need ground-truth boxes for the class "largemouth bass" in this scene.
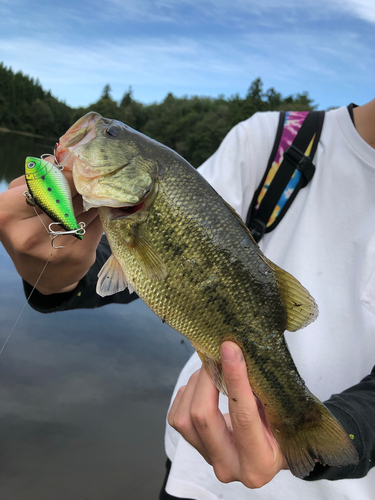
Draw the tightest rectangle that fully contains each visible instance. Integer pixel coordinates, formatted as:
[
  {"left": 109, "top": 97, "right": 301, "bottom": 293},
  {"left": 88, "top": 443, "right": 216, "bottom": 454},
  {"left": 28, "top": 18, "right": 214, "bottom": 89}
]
[{"left": 55, "top": 112, "right": 358, "bottom": 478}]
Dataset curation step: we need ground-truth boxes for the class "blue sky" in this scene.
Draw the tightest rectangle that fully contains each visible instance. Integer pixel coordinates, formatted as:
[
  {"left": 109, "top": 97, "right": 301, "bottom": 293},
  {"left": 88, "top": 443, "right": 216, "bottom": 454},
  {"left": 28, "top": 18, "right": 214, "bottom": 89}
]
[{"left": 1, "top": 0, "right": 374, "bottom": 110}]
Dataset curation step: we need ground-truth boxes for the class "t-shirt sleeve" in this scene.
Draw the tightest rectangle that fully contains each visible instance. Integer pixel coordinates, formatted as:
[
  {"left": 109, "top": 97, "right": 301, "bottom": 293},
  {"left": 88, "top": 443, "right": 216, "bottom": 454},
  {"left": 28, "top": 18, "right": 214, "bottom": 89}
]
[{"left": 24, "top": 234, "right": 138, "bottom": 313}]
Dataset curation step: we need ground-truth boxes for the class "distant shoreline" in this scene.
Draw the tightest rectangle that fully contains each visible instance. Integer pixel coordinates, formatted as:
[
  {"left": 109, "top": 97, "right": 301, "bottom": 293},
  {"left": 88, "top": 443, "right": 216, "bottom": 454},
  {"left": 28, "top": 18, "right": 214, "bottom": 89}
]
[{"left": 0, "top": 127, "right": 57, "bottom": 141}]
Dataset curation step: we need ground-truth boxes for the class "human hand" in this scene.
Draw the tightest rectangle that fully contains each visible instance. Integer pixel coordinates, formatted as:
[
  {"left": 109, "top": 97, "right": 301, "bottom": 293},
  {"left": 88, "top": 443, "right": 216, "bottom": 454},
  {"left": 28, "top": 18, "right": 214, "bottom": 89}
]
[
  {"left": 0, "top": 165, "right": 103, "bottom": 295},
  {"left": 168, "top": 341, "right": 288, "bottom": 488}
]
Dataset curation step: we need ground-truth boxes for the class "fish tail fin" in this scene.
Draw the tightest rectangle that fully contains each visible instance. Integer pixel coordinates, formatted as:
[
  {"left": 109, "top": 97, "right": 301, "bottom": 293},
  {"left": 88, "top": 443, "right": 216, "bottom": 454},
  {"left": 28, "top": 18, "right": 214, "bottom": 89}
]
[
  {"left": 273, "top": 403, "right": 359, "bottom": 478},
  {"left": 196, "top": 348, "right": 359, "bottom": 479}
]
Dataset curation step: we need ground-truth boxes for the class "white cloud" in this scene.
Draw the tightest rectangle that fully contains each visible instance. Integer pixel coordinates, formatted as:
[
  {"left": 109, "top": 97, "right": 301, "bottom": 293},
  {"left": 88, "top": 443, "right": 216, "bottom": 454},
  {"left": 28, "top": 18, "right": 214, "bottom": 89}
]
[
  {"left": 101, "top": 0, "right": 375, "bottom": 24},
  {"left": 0, "top": 0, "right": 374, "bottom": 110},
  {"left": 1, "top": 25, "right": 373, "bottom": 109},
  {"left": 331, "top": 0, "right": 375, "bottom": 22}
]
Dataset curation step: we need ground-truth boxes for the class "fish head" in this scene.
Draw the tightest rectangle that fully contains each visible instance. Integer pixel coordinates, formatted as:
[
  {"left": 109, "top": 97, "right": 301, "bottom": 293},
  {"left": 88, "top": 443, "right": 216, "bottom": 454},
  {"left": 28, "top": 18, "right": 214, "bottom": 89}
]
[{"left": 55, "top": 112, "right": 159, "bottom": 213}]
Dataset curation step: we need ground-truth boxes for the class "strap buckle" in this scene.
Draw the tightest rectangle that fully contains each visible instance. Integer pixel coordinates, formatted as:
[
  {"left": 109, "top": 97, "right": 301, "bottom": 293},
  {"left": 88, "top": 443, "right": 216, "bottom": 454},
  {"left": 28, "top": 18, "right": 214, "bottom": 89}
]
[
  {"left": 249, "top": 218, "right": 266, "bottom": 243},
  {"left": 283, "top": 144, "right": 315, "bottom": 188}
]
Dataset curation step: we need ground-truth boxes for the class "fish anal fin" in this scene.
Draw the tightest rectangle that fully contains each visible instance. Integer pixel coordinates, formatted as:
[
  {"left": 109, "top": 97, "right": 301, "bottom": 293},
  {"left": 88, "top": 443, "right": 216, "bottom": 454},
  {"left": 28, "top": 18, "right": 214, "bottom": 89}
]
[
  {"left": 96, "top": 254, "right": 133, "bottom": 297},
  {"left": 273, "top": 402, "right": 359, "bottom": 478},
  {"left": 272, "top": 261, "right": 319, "bottom": 332},
  {"left": 131, "top": 226, "right": 167, "bottom": 281},
  {"left": 196, "top": 349, "right": 227, "bottom": 395}
]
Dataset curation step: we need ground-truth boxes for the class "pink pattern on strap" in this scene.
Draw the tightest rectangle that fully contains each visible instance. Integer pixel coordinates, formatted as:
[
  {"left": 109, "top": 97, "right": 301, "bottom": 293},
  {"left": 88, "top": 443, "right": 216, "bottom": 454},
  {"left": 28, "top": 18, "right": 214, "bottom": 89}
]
[{"left": 255, "top": 111, "right": 309, "bottom": 212}]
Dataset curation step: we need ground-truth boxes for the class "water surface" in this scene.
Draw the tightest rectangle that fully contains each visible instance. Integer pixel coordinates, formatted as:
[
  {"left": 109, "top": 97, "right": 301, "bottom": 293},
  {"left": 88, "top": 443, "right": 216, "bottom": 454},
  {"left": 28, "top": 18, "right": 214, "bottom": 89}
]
[{"left": 0, "top": 132, "right": 194, "bottom": 499}]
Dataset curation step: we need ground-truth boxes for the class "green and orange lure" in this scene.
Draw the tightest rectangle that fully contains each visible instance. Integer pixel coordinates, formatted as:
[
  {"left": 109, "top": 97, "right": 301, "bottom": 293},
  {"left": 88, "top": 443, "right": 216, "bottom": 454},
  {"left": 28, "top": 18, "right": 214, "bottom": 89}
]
[{"left": 24, "top": 156, "right": 85, "bottom": 245}]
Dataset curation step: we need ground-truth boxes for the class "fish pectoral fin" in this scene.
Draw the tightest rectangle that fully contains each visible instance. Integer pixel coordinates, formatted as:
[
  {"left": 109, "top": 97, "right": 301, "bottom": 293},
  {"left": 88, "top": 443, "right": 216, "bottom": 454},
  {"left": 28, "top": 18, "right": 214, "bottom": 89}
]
[
  {"left": 96, "top": 254, "right": 134, "bottom": 297},
  {"left": 196, "top": 349, "right": 227, "bottom": 396},
  {"left": 130, "top": 226, "right": 167, "bottom": 281},
  {"left": 273, "top": 261, "right": 319, "bottom": 331}
]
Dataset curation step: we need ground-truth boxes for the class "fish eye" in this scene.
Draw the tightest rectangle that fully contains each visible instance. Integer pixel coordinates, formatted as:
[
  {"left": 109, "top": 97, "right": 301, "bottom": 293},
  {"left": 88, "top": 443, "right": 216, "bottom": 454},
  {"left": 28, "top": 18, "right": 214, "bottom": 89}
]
[
  {"left": 106, "top": 125, "right": 120, "bottom": 137},
  {"left": 27, "top": 161, "right": 36, "bottom": 169}
]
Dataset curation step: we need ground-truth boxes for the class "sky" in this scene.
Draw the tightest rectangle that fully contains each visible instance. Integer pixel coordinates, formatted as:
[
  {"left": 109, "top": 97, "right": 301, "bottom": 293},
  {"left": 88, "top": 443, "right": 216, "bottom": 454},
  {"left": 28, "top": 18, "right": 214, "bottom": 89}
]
[{"left": 1, "top": 0, "right": 374, "bottom": 111}]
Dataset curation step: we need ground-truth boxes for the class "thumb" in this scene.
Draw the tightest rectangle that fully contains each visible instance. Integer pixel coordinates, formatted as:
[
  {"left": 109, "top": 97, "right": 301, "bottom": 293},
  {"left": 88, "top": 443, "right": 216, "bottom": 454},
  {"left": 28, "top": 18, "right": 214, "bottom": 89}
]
[
  {"left": 221, "top": 342, "right": 261, "bottom": 430},
  {"left": 221, "top": 341, "right": 251, "bottom": 396}
]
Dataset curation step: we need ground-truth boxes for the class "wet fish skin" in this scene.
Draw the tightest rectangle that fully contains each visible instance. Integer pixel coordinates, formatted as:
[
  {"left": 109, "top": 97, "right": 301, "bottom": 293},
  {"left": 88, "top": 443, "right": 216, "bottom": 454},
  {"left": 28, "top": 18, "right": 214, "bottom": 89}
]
[{"left": 55, "top": 112, "right": 358, "bottom": 478}]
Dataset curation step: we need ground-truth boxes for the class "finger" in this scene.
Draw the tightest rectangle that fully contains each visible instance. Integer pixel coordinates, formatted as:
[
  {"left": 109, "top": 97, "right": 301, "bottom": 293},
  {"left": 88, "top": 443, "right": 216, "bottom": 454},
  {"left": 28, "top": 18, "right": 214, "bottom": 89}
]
[
  {"left": 37, "top": 210, "right": 102, "bottom": 259},
  {"left": 222, "top": 343, "right": 264, "bottom": 444},
  {"left": 1, "top": 186, "right": 100, "bottom": 259},
  {"left": 168, "top": 370, "right": 212, "bottom": 464},
  {"left": 8, "top": 175, "right": 26, "bottom": 189},
  {"left": 168, "top": 370, "right": 200, "bottom": 428},
  {"left": 0, "top": 185, "right": 44, "bottom": 228},
  {"left": 72, "top": 210, "right": 102, "bottom": 248},
  {"left": 4, "top": 175, "right": 94, "bottom": 231},
  {"left": 62, "top": 169, "right": 79, "bottom": 197},
  {"left": 221, "top": 342, "right": 279, "bottom": 468},
  {"left": 189, "top": 363, "right": 240, "bottom": 480}
]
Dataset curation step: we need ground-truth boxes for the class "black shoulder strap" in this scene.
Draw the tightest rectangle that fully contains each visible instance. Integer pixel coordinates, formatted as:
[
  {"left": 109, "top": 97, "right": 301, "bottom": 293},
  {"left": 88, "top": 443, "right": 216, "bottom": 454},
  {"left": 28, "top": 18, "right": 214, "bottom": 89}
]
[{"left": 246, "top": 110, "right": 325, "bottom": 242}]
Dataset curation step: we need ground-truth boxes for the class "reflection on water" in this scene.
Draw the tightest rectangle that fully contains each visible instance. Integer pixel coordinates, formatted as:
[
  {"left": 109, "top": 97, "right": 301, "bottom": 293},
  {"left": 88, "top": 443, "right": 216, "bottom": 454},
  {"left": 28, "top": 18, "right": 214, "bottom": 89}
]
[
  {"left": 0, "top": 131, "right": 54, "bottom": 185},
  {"left": 0, "top": 132, "right": 194, "bottom": 499}
]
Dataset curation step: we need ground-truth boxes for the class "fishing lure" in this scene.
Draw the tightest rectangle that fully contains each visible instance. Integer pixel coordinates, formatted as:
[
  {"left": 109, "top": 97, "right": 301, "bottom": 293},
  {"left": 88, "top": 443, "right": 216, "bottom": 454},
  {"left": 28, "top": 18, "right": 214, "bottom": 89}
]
[{"left": 24, "top": 156, "right": 85, "bottom": 245}]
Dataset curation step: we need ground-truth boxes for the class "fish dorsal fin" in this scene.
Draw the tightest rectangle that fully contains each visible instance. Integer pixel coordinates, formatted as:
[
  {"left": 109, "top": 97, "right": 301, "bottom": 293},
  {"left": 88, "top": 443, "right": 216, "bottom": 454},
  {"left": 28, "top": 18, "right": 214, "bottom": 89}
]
[
  {"left": 130, "top": 226, "right": 167, "bottom": 281},
  {"left": 272, "top": 261, "right": 319, "bottom": 331},
  {"left": 96, "top": 254, "right": 134, "bottom": 297}
]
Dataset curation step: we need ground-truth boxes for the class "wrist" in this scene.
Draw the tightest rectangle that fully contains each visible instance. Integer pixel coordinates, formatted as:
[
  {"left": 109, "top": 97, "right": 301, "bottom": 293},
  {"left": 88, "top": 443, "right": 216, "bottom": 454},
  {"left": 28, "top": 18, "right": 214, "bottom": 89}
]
[
  {"left": 34, "top": 281, "right": 79, "bottom": 296},
  {"left": 23, "top": 280, "right": 79, "bottom": 313}
]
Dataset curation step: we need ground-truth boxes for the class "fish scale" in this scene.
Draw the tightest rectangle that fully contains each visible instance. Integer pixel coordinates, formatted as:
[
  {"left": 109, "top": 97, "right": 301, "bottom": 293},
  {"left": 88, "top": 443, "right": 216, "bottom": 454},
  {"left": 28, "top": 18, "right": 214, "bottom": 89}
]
[
  {"left": 102, "top": 163, "right": 307, "bottom": 403},
  {"left": 55, "top": 111, "right": 358, "bottom": 479}
]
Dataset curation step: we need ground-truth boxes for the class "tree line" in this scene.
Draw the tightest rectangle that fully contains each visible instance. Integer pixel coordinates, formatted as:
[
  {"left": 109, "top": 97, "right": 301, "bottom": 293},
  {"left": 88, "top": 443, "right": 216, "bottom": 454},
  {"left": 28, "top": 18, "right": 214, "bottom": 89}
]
[{"left": 0, "top": 63, "right": 316, "bottom": 167}]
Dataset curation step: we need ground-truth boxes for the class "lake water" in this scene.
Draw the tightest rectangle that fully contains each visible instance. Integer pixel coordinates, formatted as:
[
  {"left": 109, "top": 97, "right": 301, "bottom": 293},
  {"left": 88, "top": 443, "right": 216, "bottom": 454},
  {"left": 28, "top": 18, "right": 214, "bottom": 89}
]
[{"left": 0, "top": 131, "right": 194, "bottom": 499}]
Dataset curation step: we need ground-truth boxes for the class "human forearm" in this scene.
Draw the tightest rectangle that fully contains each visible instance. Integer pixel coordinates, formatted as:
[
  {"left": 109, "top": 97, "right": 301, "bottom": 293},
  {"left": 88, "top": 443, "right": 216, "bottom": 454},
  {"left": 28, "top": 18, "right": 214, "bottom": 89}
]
[{"left": 24, "top": 234, "right": 139, "bottom": 312}]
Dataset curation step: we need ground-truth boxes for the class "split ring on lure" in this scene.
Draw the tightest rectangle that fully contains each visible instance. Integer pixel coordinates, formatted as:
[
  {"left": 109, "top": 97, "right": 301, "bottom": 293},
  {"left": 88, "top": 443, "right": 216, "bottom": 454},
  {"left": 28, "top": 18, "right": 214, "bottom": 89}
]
[{"left": 24, "top": 156, "right": 85, "bottom": 245}]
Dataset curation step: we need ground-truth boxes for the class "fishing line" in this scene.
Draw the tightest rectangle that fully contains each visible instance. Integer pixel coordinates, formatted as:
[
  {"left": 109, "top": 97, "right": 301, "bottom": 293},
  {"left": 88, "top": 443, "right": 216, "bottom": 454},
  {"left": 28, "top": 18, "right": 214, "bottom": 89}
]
[
  {"left": 0, "top": 207, "right": 55, "bottom": 356},
  {"left": 0, "top": 252, "right": 53, "bottom": 356}
]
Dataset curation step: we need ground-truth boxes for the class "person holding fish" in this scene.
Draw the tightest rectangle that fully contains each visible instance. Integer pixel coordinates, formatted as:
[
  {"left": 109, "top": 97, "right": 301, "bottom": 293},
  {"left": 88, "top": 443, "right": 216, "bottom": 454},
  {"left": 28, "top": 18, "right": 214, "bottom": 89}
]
[{"left": 0, "top": 98, "right": 374, "bottom": 500}]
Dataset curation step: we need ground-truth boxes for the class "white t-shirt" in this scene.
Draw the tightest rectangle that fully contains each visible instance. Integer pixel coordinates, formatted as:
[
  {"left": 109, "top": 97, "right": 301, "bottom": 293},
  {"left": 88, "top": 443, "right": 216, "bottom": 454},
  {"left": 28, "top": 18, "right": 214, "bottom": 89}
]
[{"left": 164, "top": 106, "right": 375, "bottom": 500}]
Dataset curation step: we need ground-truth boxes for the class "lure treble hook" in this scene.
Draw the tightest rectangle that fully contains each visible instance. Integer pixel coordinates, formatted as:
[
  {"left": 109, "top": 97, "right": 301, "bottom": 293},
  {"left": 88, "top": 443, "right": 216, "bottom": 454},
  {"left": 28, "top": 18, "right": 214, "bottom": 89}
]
[
  {"left": 48, "top": 222, "right": 86, "bottom": 249},
  {"left": 40, "top": 153, "right": 64, "bottom": 171}
]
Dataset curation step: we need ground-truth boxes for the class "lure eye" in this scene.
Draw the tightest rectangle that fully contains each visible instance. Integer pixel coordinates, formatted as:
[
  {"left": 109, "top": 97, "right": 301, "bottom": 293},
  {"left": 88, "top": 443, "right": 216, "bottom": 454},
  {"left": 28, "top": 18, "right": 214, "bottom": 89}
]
[
  {"left": 106, "top": 125, "right": 120, "bottom": 137},
  {"left": 27, "top": 161, "right": 36, "bottom": 169}
]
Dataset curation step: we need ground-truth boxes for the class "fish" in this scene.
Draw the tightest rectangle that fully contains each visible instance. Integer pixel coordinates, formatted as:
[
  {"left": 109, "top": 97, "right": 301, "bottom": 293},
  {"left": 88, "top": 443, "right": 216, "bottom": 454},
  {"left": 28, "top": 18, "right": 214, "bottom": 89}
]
[
  {"left": 24, "top": 156, "right": 83, "bottom": 239},
  {"left": 55, "top": 111, "right": 358, "bottom": 478}
]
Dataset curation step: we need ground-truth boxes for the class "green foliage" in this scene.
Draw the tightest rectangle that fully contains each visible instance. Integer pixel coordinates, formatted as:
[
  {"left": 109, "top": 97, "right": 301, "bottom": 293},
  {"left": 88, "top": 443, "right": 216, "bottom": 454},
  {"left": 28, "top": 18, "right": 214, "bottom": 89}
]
[
  {"left": 0, "top": 63, "right": 317, "bottom": 167},
  {"left": 0, "top": 62, "right": 73, "bottom": 137},
  {"left": 101, "top": 84, "right": 112, "bottom": 100}
]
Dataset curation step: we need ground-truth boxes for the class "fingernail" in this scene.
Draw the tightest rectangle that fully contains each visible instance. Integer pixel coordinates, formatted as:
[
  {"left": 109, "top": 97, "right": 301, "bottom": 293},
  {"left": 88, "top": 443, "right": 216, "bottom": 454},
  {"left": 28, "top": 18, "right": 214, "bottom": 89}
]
[{"left": 221, "top": 344, "right": 236, "bottom": 363}]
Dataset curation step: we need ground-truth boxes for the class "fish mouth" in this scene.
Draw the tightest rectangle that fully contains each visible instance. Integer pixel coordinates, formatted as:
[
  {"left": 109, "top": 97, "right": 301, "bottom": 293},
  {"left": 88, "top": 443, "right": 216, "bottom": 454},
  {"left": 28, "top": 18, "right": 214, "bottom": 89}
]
[
  {"left": 109, "top": 202, "right": 146, "bottom": 220},
  {"left": 99, "top": 202, "right": 146, "bottom": 222},
  {"left": 55, "top": 112, "right": 101, "bottom": 169},
  {"left": 98, "top": 187, "right": 153, "bottom": 220}
]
